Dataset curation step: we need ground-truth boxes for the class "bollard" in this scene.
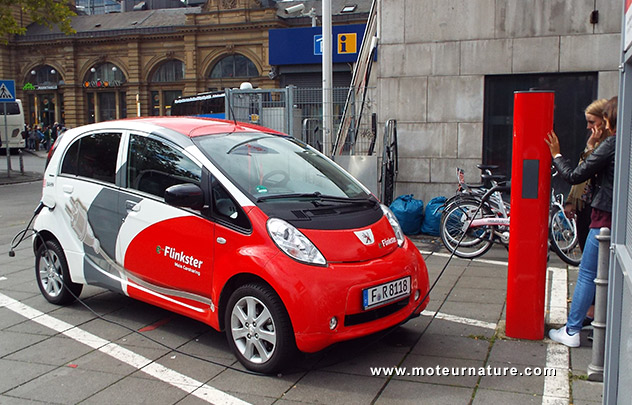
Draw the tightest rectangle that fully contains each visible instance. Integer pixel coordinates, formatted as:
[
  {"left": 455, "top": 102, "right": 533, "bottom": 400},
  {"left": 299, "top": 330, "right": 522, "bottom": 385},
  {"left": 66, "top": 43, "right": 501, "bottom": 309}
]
[
  {"left": 587, "top": 227, "right": 610, "bottom": 382},
  {"left": 18, "top": 149, "right": 24, "bottom": 174}
]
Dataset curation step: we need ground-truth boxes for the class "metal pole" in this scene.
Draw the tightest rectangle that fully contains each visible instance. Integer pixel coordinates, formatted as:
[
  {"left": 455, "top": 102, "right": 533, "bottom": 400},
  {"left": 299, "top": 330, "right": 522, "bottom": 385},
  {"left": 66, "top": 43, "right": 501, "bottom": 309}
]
[
  {"left": 322, "top": 0, "right": 333, "bottom": 157},
  {"left": 587, "top": 227, "right": 610, "bottom": 382},
  {"left": 4, "top": 102, "right": 11, "bottom": 177},
  {"left": 18, "top": 148, "right": 24, "bottom": 174}
]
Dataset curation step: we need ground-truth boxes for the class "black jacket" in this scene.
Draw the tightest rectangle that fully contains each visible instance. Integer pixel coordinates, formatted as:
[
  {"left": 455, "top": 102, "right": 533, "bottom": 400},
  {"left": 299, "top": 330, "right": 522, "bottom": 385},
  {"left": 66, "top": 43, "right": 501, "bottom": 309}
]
[{"left": 553, "top": 135, "right": 616, "bottom": 213}]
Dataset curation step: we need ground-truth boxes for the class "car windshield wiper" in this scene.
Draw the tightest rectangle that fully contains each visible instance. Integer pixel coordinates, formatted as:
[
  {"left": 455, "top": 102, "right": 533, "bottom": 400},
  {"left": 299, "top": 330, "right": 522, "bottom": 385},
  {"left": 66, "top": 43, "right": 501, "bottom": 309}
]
[{"left": 256, "top": 192, "right": 368, "bottom": 204}]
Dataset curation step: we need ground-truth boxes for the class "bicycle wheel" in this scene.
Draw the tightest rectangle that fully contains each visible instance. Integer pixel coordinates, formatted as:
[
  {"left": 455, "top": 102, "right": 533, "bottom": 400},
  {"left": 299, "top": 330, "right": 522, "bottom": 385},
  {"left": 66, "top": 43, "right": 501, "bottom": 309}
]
[
  {"left": 549, "top": 205, "right": 582, "bottom": 266},
  {"left": 440, "top": 199, "right": 494, "bottom": 258}
]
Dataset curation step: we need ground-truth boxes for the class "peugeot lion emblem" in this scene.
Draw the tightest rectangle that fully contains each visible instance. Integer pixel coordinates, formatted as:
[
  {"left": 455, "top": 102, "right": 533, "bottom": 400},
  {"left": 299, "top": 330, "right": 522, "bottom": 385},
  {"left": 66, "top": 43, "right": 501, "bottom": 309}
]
[{"left": 354, "top": 229, "right": 375, "bottom": 245}]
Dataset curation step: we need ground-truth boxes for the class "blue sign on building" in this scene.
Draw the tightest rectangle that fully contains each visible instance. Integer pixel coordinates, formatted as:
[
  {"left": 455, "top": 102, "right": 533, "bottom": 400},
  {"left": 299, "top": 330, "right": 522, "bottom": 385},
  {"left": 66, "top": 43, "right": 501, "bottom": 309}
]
[
  {"left": 314, "top": 35, "right": 323, "bottom": 56},
  {"left": 269, "top": 24, "right": 366, "bottom": 65}
]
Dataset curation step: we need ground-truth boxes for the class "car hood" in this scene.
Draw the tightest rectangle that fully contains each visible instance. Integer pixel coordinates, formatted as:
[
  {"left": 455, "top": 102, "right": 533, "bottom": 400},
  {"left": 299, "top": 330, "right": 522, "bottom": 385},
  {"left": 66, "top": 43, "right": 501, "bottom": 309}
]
[{"left": 300, "top": 216, "right": 400, "bottom": 263}]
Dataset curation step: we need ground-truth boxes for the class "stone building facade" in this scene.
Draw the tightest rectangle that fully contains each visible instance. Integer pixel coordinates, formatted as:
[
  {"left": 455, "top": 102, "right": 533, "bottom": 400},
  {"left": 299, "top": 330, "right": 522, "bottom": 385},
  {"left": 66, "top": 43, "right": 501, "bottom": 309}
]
[{"left": 0, "top": 0, "right": 286, "bottom": 128}]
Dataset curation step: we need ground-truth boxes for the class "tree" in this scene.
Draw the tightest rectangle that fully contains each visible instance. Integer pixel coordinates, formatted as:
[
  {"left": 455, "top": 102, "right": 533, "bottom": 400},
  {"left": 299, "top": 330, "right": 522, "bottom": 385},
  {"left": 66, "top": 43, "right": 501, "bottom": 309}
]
[{"left": 0, "top": 0, "right": 76, "bottom": 43}]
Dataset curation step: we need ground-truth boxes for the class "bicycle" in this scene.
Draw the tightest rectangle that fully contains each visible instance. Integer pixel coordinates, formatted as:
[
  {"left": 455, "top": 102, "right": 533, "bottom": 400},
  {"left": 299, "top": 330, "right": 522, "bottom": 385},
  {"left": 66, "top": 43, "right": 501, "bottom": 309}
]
[{"left": 439, "top": 168, "right": 582, "bottom": 266}]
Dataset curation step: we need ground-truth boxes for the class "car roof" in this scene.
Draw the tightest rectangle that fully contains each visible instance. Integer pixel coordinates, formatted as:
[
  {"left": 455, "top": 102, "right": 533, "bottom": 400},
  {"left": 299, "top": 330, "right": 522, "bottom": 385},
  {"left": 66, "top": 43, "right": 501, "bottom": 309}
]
[
  {"left": 131, "top": 116, "right": 286, "bottom": 137},
  {"left": 68, "top": 116, "right": 287, "bottom": 138}
]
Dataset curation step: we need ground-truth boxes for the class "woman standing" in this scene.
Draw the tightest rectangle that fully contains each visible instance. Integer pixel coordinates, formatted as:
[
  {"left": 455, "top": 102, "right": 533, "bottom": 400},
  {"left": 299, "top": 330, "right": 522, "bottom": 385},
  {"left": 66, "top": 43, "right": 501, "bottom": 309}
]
[
  {"left": 567, "top": 99, "right": 610, "bottom": 251},
  {"left": 545, "top": 96, "right": 617, "bottom": 347}
]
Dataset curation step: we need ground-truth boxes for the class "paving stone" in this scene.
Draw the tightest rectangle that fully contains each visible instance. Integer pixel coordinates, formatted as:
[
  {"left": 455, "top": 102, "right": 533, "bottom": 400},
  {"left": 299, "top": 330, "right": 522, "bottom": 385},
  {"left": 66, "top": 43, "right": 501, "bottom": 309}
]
[
  {"left": 411, "top": 332, "right": 490, "bottom": 361},
  {"left": 5, "top": 335, "right": 95, "bottom": 366},
  {"left": 572, "top": 379, "right": 604, "bottom": 403},
  {"left": 472, "top": 388, "right": 542, "bottom": 404},
  {"left": 487, "top": 339, "right": 548, "bottom": 367},
  {"left": 0, "top": 330, "right": 48, "bottom": 357},
  {"left": 438, "top": 301, "right": 504, "bottom": 324},
  {"left": 210, "top": 367, "right": 301, "bottom": 399},
  {"left": 376, "top": 379, "right": 473, "bottom": 404},
  {"left": 5, "top": 367, "right": 122, "bottom": 403},
  {"left": 0, "top": 359, "right": 55, "bottom": 393},
  {"left": 395, "top": 353, "right": 482, "bottom": 387},
  {"left": 477, "top": 361, "right": 546, "bottom": 395},
  {"left": 281, "top": 370, "right": 383, "bottom": 404},
  {"left": 424, "top": 317, "right": 496, "bottom": 339},
  {"left": 81, "top": 375, "right": 191, "bottom": 404}
]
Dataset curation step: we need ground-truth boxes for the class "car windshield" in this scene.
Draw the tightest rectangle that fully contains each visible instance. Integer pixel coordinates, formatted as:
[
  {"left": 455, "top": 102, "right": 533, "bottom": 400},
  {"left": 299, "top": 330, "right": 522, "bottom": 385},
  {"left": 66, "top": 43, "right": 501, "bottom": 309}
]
[{"left": 194, "top": 133, "right": 370, "bottom": 201}]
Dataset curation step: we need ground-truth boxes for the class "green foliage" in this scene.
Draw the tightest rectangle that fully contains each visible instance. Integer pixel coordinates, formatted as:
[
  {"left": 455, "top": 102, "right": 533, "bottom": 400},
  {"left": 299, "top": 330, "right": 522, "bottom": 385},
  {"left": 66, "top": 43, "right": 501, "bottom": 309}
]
[{"left": 0, "top": 0, "right": 76, "bottom": 43}]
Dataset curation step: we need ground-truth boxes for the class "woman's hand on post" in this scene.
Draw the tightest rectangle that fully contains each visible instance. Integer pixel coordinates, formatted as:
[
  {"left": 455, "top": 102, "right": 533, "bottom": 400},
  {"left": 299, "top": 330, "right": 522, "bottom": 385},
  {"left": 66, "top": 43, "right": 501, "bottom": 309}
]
[{"left": 545, "top": 130, "right": 561, "bottom": 157}]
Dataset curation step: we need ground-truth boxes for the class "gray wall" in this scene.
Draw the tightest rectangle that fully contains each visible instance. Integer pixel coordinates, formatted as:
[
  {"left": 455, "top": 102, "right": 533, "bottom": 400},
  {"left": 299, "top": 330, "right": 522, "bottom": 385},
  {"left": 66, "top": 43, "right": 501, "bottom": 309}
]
[{"left": 375, "top": 0, "right": 621, "bottom": 203}]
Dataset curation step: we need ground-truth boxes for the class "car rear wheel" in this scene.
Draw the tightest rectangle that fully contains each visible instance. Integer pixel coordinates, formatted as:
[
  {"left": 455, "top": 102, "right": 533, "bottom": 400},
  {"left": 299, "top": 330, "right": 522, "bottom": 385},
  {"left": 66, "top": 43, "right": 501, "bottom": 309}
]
[
  {"left": 35, "top": 239, "right": 83, "bottom": 305},
  {"left": 225, "top": 283, "right": 295, "bottom": 374}
]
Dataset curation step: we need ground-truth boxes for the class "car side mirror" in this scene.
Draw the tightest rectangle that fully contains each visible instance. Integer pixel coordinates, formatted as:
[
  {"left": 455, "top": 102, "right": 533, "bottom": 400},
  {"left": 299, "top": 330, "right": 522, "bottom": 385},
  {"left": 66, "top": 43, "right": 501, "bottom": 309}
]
[{"left": 164, "top": 183, "right": 204, "bottom": 210}]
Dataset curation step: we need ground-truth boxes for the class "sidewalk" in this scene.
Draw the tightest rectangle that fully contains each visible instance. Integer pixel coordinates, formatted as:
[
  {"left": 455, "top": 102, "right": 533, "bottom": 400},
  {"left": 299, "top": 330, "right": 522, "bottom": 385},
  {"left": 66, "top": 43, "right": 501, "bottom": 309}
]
[
  {"left": 410, "top": 235, "right": 603, "bottom": 404},
  {"left": 0, "top": 149, "right": 45, "bottom": 186}
]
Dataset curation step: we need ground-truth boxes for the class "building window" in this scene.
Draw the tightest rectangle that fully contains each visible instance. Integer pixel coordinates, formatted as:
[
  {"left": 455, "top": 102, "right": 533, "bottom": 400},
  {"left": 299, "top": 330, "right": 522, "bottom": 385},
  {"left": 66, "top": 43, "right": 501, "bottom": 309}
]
[
  {"left": 150, "top": 60, "right": 184, "bottom": 116},
  {"left": 25, "top": 65, "right": 64, "bottom": 126},
  {"left": 83, "top": 63, "right": 127, "bottom": 123},
  {"left": 483, "top": 73, "right": 597, "bottom": 195},
  {"left": 210, "top": 54, "right": 259, "bottom": 78},
  {"left": 152, "top": 60, "right": 185, "bottom": 82}
]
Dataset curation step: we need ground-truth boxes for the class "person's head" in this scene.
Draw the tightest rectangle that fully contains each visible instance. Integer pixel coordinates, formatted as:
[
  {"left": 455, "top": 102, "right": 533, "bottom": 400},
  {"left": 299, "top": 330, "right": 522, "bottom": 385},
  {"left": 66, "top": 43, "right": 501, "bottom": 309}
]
[
  {"left": 603, "top": 96, "right": 618, "bottom": 134},
  {"left": 584, "top": 98, "right": 608, "bottom": 132}
]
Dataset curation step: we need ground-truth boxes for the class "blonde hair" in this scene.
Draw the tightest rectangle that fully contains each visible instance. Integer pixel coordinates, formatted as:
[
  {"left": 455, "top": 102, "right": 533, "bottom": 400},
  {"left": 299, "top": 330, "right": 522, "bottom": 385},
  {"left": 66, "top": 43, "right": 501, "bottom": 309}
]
[{"left": 585, "top": 98, "right": 608, "bottom": 117}]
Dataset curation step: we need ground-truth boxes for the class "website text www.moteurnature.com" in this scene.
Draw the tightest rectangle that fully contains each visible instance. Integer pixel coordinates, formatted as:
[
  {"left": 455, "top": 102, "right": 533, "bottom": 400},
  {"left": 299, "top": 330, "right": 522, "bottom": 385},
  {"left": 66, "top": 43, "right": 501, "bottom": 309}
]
[{"left": 370, "top": 365, "right": 557, "bottom": 377}]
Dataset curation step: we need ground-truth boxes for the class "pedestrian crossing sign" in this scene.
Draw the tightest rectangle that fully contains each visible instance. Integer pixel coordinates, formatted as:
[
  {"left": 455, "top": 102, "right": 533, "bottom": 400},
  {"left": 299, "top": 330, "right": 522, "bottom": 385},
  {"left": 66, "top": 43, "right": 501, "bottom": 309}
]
[{"left": 0, "top": 80, "right": 16, "bottom": 102}]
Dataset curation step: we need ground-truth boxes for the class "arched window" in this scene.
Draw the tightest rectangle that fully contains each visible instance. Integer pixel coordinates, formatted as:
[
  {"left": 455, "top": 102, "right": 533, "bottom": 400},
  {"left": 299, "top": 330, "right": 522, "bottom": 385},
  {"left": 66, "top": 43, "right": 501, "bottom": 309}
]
[
  {"left": 83, "top": 62, "right": 127, "bottom": 123},
  {"left": 151, "top": 60, "right": 185, "bottom": 83},
  {"left": 84, "top": 62, "right": 126, "bottom": 85},
  {"left": 210, "top": 54, "right": 258, "bottom": 78},
  {"left": 25, "top": 65, "right": 64, "bottom": 127},
  {"left": 149, "top": 60, "right": 185, "bottom": 116},
  {"left": 28, "top": 65, "right": 62, "bottom": 86}
]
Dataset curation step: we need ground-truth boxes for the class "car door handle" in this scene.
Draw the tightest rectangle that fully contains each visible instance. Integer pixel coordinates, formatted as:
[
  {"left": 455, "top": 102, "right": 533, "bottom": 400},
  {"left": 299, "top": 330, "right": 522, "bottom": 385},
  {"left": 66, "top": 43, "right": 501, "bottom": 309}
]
[
  {"left": 126, "top": 200, "right": 140, "bottom": 212},
  {"left": 62, "top": 185, "right": 74, "bottom": 194}
]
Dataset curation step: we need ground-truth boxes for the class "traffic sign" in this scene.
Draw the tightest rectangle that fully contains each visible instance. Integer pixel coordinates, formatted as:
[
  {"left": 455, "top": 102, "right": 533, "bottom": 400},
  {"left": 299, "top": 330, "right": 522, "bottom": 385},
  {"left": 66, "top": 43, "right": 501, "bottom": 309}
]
[
  {"left": 0, "top": 80, "right": 16, "bottom": 102},
  {"left": 314, "top": 35, "right": 323, "bottom": 55}
]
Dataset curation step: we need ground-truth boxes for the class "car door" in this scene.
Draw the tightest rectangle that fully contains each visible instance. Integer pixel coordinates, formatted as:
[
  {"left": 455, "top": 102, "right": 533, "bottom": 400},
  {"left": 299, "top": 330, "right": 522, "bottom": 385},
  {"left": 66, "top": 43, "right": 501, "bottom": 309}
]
[
  {"left": 116, "top": 132, "right": 216, "bottom": 316},
  {"left": 55, "top": 130, "right": 126, "bottom": 292}
]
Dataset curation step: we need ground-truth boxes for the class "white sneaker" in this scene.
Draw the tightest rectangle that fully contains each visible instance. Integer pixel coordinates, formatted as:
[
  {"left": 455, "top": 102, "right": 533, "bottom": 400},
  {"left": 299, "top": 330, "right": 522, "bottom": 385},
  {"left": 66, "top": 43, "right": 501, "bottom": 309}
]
[{"left": 549, "top": 326, "right": 580, "bottom": 347}]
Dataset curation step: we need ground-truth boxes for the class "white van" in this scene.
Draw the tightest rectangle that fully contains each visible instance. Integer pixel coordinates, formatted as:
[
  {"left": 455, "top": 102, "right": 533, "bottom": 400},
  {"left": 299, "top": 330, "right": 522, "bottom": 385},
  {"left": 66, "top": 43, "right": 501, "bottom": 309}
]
[{"left": 0, "top": 99, "right": 26, "bottom": 150}]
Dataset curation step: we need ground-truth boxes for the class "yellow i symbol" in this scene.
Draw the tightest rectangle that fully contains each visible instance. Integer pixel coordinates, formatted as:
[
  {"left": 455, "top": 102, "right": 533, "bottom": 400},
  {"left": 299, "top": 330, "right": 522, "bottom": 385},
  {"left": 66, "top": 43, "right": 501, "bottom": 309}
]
[{"left": 338, "top": 33, "right": 357, "bottom": 54}]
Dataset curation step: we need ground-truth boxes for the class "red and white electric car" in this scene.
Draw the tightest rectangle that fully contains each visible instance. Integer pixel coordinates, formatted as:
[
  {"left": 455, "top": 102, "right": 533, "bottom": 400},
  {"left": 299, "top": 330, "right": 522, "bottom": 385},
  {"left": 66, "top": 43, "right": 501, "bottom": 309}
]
[{"left": 33, "top": 117, "right": 430, "bottom": 373}]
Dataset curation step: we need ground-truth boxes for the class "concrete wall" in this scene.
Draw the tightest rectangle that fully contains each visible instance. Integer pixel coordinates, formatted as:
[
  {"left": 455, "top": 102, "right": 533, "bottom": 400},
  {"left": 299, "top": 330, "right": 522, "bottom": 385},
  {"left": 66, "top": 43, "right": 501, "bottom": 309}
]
[{"left": 376, "top": 0, "right": 622, "bottom": 203}]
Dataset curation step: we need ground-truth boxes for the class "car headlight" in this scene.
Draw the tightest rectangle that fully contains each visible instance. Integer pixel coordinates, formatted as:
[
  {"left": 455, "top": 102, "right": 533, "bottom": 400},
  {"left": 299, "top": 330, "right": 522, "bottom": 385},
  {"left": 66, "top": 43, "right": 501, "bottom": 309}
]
[
  {"left": 267, "top": 218, "right": 327, "bottom": 265},
  {"left": 381, "top": 204, "right": 405, "bottom": 247}
]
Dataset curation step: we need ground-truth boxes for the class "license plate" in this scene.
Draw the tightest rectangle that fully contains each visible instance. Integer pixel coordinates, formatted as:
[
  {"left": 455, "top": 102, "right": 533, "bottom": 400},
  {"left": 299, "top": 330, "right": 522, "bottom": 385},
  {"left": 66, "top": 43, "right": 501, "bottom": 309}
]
[{"left": 362, "top": 276, "right": 411, "bottom": 310}]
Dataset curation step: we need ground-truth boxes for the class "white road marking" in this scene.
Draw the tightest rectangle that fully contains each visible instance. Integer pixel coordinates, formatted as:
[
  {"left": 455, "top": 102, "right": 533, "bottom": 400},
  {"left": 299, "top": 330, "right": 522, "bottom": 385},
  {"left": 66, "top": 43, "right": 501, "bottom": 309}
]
[
  {"left": 0, "top": 292, "right": 249, "bottom": 405},
  {"left": 418, "top": 249, "right": 508, "bottom": 267},
  {"left": 421, "top": 310, "right": 497, "bottom": 330},
  {"left": 543, "top": 265, "right": 570, "bottom": 405}
]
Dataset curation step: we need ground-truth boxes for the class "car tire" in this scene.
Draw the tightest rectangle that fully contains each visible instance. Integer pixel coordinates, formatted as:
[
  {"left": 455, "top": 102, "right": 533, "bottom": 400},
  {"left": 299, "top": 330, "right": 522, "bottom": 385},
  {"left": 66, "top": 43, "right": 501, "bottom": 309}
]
[
  {"left": 35, "top": 239, "right": 83, "bottom": 305},
  {"left": 225, "top": 283, "right": 296, "bottom": 374}
]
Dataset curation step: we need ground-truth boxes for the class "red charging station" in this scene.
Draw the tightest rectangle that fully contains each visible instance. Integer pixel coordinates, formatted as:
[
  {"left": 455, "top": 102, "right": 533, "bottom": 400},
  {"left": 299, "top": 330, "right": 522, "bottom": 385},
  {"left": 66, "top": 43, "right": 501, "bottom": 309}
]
[{"left": 506, "top": 91, "right": 554, "bottom": 340}]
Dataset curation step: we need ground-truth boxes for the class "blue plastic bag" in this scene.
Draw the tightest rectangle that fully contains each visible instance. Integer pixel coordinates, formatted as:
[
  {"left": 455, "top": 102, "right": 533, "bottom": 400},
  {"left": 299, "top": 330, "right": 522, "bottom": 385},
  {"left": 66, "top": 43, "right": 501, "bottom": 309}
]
[
  {"left": 389, "top": 194, "right": 424, "bottom": 235},
  {"left": 421, "top": 196, "right": 447, "bottom": 236}
]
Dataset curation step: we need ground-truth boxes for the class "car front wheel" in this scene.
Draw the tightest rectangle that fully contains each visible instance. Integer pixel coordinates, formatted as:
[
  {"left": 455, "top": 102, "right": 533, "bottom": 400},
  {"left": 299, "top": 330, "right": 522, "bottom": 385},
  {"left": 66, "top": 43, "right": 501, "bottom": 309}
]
[{"left": 225, "top": 283, "right": 295, "bottom": 374}]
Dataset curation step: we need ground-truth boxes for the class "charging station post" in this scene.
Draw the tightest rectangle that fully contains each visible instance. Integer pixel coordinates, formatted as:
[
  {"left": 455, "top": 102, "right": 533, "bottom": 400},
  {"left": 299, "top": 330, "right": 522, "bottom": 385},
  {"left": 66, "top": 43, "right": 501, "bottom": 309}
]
[{"left": 506, "top": 90, "right": 554, "bottom": 340}]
